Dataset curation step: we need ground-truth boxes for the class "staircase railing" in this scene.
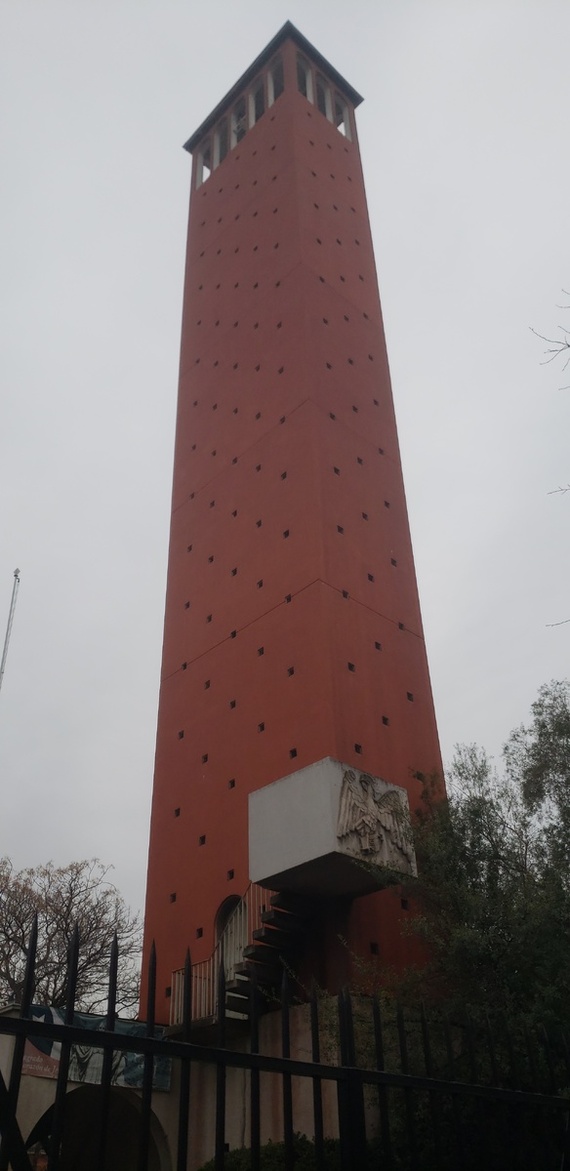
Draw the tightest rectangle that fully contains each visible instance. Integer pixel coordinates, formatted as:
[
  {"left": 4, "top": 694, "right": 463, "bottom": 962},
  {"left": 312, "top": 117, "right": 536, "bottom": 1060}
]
[{"left": 170, "top": 882, "right": 275, "bottom": 1026}]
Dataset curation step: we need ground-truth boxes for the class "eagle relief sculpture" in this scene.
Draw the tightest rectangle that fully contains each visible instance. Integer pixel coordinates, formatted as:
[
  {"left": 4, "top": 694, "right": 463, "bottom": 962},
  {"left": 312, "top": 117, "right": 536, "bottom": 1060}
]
[{"left": 336, "top": 770, "right": 416, "bottom": 876}]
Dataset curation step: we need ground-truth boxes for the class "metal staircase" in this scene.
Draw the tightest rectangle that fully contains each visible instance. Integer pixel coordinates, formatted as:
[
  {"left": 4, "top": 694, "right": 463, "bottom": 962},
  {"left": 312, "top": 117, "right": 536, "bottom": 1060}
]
[{"left": 170, "top": 886, "right": 312, "bottom": 1027}]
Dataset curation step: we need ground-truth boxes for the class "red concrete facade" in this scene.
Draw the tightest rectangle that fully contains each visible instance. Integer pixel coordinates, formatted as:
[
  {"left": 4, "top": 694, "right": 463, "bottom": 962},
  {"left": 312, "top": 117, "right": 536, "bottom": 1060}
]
[{"left": 142, "top": 26, "right": 442, "bottom": 1024}]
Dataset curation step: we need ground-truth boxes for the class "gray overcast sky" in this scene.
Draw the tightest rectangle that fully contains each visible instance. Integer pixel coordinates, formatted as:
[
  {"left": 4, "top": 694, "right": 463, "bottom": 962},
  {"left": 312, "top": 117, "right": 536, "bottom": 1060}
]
[{"left": 1, "top": 0, "right": 569, "bottom": 918}]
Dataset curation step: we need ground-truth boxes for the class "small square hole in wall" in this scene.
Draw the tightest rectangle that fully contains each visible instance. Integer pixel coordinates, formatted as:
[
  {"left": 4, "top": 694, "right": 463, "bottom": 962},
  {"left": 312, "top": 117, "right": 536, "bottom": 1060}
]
[
  {"left": 258, "top": 647, "right": 264, "bottom": 656},
  {"left": 258, "top": 722, "right": 265, "bottom": 733},
  {"left": 283, "top": 529, "right": 290, "bottom": 539},
  {"left": 352, "top": 405, "right": 358, "bottom": 413},
  {"left": 399, "top": 622, "right": 405, "bottom": 631},
  {"left": 227, "top": 869, "right": 234, "bottom": 881},
  {"left": 368, "top": 573, "right": 375, "bottom": 583},
  {"left": 178, "top": 730, "right": 184, "bottom": 740},
  {"left": 342, "top": 590, "right": 349, "bottom": 599},
  {"left": 206, "top": 614, "right": 212, "bottom": 624},
  {"left": 209, "top": 501, "right": 215, "bottom": 509},
  {"left": 289, "top": 748, "right": 297, "bottom": 759},
  {"left": 204, "top": 680, "right": 211, "bottom": 690},
  {"left": 379, "top": 447, "right": 385, "bottom": 455},
  {"left": 187, "top": 544, "right": 193, "bottom": 553},
  {"left": 196, "top": 927, "right": 203, "bottom": 938},
  {"left": 257, "top": 579, "right": 263, "bottom": 589},
  {"left": 232, "top": 457, "right": 238, "bottom": 465},
  {"left": 182, "top": 662, "right": 187, "bottom": 670},
  {"left": 256, "top": 464, "right": 262, "bottom": 472},
  {"left": 184, "top": 601, "right": 190, "bottom": 610},
  {"left": 174, "top": 807, "right": 181, "bottom": 818},
  {"left": 255, "top": 412, "right": 261, "bottom": 420},
  {"left": 280, "top": 416, "right": 286, "bottom": 424},
  {"left": 281, "top": 471, "right": 287, "bottom": 480},
  {"left": 285, "top": 594, "right": 292, "bottom": 604},
  {"left": 384, "top": 500, "right": 391, "bottom": 509},
  {"left": 256, "top": 519, "right": 262, "bottom": 528},
  {"left": 287, "top": 666, "right": 295, "bottom": 677},
  {"left": 329, "top": 412, "right": 336, "bottom": 421},
  {"left": 230, "top": 630, "right": 237, "bottom": 639},
  {"left": 198, "top": 835, "right": 206, "bottom": 846},
  {"left": 348, "top": 662, "right": 356, "bottom": 673},
  {"left": 337, "top": 525, "right": 344, "bottom": 534},
  {"left": 382, "top": 716, "right": 390, "bottom": 726},
  {"left": 169, "top": 893, "right": 177, "bottom": 903},
  {"left": 202, "top": 753, "right": 208, "bottom": 764},
  {"left": 391, "top": 559, "right": 398, "bottom": 567},
  {"left": 362, "top": 512, "right": 368, "bottom": 521},
  {"left": 231, "top": 567, "right": 237, "bottom": 577},
  {"left": 208, "top": 555, "right": 214, "bottom": 564},
  {"left": 228, "top": 778, "right": 236, "bottom": 789},
  {"left": 375, "top": 641, "right": 382, "bottom": 651},
  {"left": 370, "top": 941, "right": 379, "bottom": 956},
  {"left": 232, "top": 509, "right": 238, "bottom": 518},
  {"left": 407, "top": 692, "right": 414, "bottom": 702},
  {"left": 229, "top": 699, "right": 236, "bottom": 709},
  {"left": 333, "top": 467, "right": 340, "bottom": 476},
  {"left": 354, "top": 743, "right": 363, "bottom": 754}
]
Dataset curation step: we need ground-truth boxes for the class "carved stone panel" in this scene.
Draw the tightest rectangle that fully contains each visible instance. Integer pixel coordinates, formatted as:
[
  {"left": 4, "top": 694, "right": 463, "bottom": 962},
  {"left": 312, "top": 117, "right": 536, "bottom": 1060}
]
[{"left": 336, "top": 770, "right": 416, "bottom": 876}]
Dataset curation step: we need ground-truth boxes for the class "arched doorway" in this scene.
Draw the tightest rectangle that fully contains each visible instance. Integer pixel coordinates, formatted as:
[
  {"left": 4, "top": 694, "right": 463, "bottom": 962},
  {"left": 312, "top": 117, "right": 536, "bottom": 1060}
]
[
  {"left": 215, "top": 894, "right": 241, "bottom": 941},
  {"left": 26, "top": 1085, "right": 171, "bottom": 1171}
]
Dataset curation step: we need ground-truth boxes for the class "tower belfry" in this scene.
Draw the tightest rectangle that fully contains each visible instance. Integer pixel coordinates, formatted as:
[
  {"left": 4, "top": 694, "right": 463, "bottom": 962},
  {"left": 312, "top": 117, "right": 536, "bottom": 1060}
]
[{"left": 142, "top": 23, "right": 442, "bottom": 1026}]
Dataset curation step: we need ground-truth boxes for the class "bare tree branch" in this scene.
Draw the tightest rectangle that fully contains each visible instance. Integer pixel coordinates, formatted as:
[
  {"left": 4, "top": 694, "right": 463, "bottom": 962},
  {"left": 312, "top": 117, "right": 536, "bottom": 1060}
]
[{"left": 0, "top": 859, "right": 140, "bottom": 1013}]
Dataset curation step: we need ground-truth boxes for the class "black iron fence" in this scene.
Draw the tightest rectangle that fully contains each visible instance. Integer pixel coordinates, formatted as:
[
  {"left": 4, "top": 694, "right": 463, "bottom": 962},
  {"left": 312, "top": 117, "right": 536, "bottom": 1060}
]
[{"left": 0, "top": 925, "right": 569, "bottom": 1170}]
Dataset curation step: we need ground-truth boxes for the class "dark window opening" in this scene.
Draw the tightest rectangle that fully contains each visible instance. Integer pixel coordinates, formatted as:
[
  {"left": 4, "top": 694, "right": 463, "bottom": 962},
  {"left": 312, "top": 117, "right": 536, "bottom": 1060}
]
[{"left": 232, "top": 97, "right": 246, "bottom": 145}]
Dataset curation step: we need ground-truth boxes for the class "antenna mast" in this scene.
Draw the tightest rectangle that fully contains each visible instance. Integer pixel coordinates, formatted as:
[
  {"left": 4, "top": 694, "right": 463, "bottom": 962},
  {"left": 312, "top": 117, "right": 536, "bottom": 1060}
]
[{"left": 0, "top": 569, "right": 21, "bottom": 696}]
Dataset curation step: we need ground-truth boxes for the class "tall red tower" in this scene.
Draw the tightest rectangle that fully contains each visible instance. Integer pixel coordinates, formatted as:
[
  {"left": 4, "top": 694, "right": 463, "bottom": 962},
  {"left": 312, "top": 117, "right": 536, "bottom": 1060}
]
[{"left": 142, "top": 24, "right": 442, "bottom": 1026}]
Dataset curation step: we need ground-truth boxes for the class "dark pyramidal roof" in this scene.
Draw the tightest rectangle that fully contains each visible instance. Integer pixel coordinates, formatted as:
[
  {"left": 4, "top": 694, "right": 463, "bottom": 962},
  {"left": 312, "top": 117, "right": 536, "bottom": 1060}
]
[{"left": 184, "top": 21, "right": 364, "bottom": 153}]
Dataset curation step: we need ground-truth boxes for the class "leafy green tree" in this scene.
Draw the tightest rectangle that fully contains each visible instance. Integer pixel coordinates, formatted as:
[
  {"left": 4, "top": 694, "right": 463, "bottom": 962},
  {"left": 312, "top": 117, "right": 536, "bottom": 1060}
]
[{"left": 407, "top": 681, "right": 570, "bottom": 1028}]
